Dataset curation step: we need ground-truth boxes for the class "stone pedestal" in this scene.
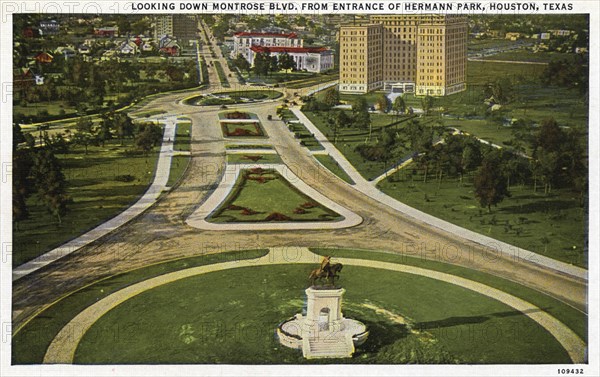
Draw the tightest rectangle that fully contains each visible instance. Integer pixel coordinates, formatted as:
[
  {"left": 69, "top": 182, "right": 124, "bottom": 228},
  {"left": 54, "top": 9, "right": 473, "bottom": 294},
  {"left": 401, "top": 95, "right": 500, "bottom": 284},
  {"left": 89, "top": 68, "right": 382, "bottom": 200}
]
[{"left": 277, "top": 287, "right": 368, "bottom": 359}]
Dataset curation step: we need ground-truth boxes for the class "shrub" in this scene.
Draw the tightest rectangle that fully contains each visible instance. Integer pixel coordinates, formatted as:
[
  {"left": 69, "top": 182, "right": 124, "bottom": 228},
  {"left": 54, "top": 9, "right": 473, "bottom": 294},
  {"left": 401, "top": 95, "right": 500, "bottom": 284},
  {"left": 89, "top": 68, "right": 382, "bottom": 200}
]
[{"left": 114, "top": 174, "right": 135, "bottom": 182}]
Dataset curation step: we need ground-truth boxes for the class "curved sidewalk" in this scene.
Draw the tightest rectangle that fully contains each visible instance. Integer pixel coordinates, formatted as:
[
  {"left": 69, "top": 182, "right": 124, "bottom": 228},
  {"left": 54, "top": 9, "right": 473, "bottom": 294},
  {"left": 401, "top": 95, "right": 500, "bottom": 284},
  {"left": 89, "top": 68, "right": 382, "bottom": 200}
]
[
  {"left": 292, "top": 108, "right": 587, "bottom": 281},
  {"left": 43, "top": 247, "right": 585, "bottom": 364},
  {"left": 12, "top": 116, "right": 180, "bottom": 282},
  {"left": 185, "top": 164, "right": 363, "bottom": 230}
]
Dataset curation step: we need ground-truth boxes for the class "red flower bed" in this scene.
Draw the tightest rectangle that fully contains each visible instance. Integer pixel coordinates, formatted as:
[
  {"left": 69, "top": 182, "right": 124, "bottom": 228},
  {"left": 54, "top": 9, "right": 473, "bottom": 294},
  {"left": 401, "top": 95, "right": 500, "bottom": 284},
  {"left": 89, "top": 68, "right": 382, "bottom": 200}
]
[
  {"left": 249, "top": 167, "right": 265, "bottom": 175},
  {"left": 228, "top": 128, "right": 256, "bottom": 136},
  {"left": 293, "top": 207, "right": 307, "bottom": 214},
  {"left": 243, "top": 155, "right": 263, "bottom": 162},
  {"left": 265, "top": 212, "right": 292, "bottom": 221},
  {"left": 225, "top": 111, "right": 250, "bottom": 120},
  {"left": 227, "top": 204, "right": 245, "bottom": 210},
  {"left": 241, "top": 208, "right": 258, "bottom": 215},
  {"left": 301, "top": 202, "right": 318, "bottom": 209}
]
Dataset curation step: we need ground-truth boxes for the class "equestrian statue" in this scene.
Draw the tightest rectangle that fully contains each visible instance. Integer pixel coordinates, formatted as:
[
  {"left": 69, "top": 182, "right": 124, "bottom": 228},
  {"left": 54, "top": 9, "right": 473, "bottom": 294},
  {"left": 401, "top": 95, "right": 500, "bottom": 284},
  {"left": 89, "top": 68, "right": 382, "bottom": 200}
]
[{"left": 308, "top": 255, "right": 343, "bottom": 287}]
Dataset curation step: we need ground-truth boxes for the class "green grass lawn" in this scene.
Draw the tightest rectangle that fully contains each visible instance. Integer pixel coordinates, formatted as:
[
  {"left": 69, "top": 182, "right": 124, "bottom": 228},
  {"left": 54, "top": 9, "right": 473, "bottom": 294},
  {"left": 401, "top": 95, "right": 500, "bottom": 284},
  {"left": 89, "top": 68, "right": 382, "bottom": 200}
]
[
  {"left": 213, "top": 61, "right": 230, "bottom": 88},
  {"left": 130, "top": 109, "right": 167, "bottom": 118},
  {"left": 221, "top": 122, "right": 266, "bottom": 138},
  {"left": 174, "top": 123, "right": 191, "bottom": 151},
  {"left": 208, "top": 169, "right": 342, "bottom": 223},
  {"left": 11, "top": 249, "right": 269, "bottom": 364},
  {"left": 213, "top": 90, "right": 283, "bottom": 101},
  {"left": 314, "top": 154, "right": 355, "bottom": 184},
  {"left": 167, "top": 155, "right": 191, "bottom": 187},
  {"left": 480, "top": 51, "right": 585, "bottom": 64},
  {"left": 310, "top": 248, "right": 586, "bottom": 341},
  {"left": 284, "top": 73, "right": 340, "bottom": 89},
  {"left": 12, "top": 140, "right": 161, "bottom": 267},
  {"left": 226, "top": 154, "right": 282, "bottom": 164},
  {"left": 73, "top": 263, "right": 570, "bottom": 364},
  {"left": 243, "top": 70, "right": 317, "bottom": 85},
  {"left": 303, "top": 111, "right": 412, "bottom": 180},
  {"left": 377, "top": 167, "right": 586, "bottom": 267}
]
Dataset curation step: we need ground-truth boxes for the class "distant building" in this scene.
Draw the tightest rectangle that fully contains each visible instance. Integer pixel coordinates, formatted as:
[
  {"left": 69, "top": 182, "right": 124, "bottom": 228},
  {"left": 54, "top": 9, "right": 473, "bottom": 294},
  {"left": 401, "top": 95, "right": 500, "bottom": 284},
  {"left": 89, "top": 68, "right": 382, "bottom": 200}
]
[
  {"left": 39, "top": 20, "right": 59, "bottom": 35},
  {"left": 232, "top": 32, "right": 302, "bottom": 59},
  {"left": 94, "top": 26, "right": 119, "bottom": 37},
  {"left": 55, "top": 46, "right": 76, "bottom": 59},
  {"left": 248, "top": 46, "right": 333, "bottom": 73},
  {"left": 154, "top": 15, "right": 198, "bottom": 44},
  {"left": 548, "top": 29, "right": 573, "bottom": 37},
  {"left": 540, "top": 33, "right": 551, "bottom": 40},
  {"left": 505, "top": 32, "right": 522, "bottom": 40},
  {"left": 34, "top": 52, "right": 53, "bottom": 64},
  {"left": 339, "top": 15, "right": 467, "bottom": 96}
]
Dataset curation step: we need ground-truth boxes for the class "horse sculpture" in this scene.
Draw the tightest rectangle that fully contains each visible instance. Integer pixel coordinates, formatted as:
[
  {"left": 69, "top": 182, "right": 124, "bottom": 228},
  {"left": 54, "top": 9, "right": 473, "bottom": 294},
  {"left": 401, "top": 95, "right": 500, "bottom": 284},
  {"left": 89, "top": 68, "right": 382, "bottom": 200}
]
[{"left": 308, "top": 256, "right": 343, "bottom": 287}]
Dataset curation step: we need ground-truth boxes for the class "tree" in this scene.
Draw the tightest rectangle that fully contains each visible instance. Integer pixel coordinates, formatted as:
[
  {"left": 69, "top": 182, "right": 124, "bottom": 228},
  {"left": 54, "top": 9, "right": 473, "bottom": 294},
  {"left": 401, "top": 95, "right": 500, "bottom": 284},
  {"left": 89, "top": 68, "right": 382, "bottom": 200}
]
[
  {"left": 136, "top": 123, "right": 163, "bottom": 155},
  {"left": 421, "top": 95, "right": 434, "bottom": 115},
  {"left": 76, "top": 116, "right": 94, "bottom": 134},
  {"left": 278, "top": 52, "right": 296, "bottom": 72},
  {"left": 233, "top": 54, "right": 251, "bottom": 74},
  {"left": 322, "top": 87, "right": 339, "bottom": 108},
  {"left": 392, "top": 96, "right": 406, "bottom": 120},
  {"left": 474, "top": 151, "right": 511, "bottom": 212},
  {"left": 375, "top": 94, "right": 390, "bottom": 113},
  {"left": 30, "top": 148, "right": 70, "bottom": 224},
  {"left": 12, "top": 149, "right": 33, "bottom": 230},
  {"left": 252, "top": 52, "right": 271, "bottom": 77},
  {"left": 269, "top": 55, "right": 279, "bottom": 74}
]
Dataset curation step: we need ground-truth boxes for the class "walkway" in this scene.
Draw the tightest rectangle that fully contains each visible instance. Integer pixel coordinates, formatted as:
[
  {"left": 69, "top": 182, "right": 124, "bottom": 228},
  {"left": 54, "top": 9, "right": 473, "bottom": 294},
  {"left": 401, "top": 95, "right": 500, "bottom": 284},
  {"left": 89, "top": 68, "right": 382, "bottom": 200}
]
[
  {"left": 12, "top": 116, "right": 181, "bottom": 281},
  {"left": 43, "top": 248, "right": 585, "bottom": 364},
  {"left": 292, "top": 108, "right": 587, "bottom": 280}
]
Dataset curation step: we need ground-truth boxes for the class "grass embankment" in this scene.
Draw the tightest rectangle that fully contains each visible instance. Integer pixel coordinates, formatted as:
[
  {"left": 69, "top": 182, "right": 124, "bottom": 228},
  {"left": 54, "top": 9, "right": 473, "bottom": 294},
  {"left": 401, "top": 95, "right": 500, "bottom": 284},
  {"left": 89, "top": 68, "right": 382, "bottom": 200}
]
[
  {"left": 11, "top": 249, "right": 270, "bottom": 364},
  {"left": 213, "top": 61, "right": 230, "bottom": 88},
  {"left": 377, "top": 166, "right": 586, "bottom": 267},
  {"left": 314, "top": 155, "right": 354, "bottom": 184},
  {"left": 287, "top": 121, "right": 324, "bottom": 151},
  {"left": 74, "top": 262, "right": 571, "bottom": 364},
  {"left": 207, "top": 169, "right": 341, "bottom": 223},
  {"left": 13, "top": 140, "right": 161, "bottom": 267},
  {"left": 167, "top": 122, "right": 192, "bottom": 187}
]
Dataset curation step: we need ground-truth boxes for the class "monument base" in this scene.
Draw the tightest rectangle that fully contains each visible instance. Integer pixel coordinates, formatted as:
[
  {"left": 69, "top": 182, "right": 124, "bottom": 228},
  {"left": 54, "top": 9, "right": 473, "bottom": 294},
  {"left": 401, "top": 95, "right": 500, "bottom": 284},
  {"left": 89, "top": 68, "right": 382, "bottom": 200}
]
[{"left": 276, "top": 287, "right": 368, "bottom": 359}]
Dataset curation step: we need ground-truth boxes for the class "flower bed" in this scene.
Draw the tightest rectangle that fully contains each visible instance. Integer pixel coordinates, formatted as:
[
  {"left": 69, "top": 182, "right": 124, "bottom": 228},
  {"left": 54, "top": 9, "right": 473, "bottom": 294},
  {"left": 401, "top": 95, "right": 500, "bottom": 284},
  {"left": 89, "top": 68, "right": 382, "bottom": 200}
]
[
  {"left": 207, "top": 169, "right": 343, "bottom": 223},
  {"left": 221, "top": 122, "right": 266, "bottom": 138}
]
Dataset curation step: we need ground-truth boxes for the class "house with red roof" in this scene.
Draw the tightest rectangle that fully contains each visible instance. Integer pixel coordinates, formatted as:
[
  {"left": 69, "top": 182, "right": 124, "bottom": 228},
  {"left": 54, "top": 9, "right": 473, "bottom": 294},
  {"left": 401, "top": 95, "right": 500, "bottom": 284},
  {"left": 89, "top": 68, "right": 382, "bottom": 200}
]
[{"left": 248, "top": 46, "right": 334, "bottom": 73}]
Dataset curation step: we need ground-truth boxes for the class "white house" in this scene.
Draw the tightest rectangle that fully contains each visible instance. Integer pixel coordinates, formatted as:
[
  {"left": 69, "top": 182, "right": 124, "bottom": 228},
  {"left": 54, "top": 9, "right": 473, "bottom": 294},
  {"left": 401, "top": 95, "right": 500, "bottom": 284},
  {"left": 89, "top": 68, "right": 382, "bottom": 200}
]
[
  {"left": 232, "top": 32, "right": 303, "bottom": 59},
  {"left": 248, "top": 46, "right": 334, "bottom": 73}
]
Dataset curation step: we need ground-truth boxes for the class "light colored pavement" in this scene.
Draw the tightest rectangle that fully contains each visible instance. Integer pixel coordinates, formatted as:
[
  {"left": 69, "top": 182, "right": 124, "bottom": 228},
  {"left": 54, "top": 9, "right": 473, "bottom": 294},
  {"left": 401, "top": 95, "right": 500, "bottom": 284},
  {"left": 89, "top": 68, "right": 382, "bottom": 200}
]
[
  {"left": 185, "top": 163, "right": 362, "bottom": 230},
  {"left": 292, "top": 107, "right": 587, "bottom": 281},
  {"left": 12, "top": 115, "right": 180, "bottom": 282},
  {"left": 43, "top": 248, "right": 585, "bottom": 364}
]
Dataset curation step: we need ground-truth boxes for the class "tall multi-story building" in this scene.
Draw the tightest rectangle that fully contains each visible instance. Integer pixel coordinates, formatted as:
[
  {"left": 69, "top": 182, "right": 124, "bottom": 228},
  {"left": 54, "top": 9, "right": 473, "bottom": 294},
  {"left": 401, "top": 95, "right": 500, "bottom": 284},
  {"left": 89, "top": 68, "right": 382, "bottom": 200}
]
[
  {"left": 338, "top": 23, "right": 383, "bottom": 93},
  {"left": 154, "top": 15, "right": 198, "bottom": 45},
  {"left": 339, "top": 15, "right": 467, "bottom": 96}
]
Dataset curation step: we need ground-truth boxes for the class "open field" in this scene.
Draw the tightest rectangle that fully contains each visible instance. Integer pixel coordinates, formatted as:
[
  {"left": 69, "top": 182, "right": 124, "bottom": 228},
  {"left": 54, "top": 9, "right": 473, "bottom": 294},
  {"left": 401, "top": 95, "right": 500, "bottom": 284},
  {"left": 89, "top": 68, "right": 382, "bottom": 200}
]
[
  {"left": 377, "top": 167, "right": 586, "bottom": 267},
  {"left": 73, "top": 263, "right": 570, "bottom": 364},
  {"left": 12, "top": 140, "right": 160, "bottom": 267}
]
